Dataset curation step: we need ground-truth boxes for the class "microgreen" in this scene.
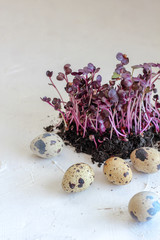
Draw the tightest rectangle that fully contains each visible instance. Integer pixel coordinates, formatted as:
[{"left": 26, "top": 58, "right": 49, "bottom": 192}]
[{"left": 42, "top": 53, "right": 160, "bottom": 147}]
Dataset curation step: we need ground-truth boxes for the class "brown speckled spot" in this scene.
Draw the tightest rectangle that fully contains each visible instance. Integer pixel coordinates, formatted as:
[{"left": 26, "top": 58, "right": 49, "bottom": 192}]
[
  {"left": 57, "top": 149, "right": 61, "bottom": 153},
  {"left": 157, "top": 164, "right": 160, "bottom": 170},
  {"left": 76, "top": 169, "right": 80, "bottom": 172},
  {"left": 50, "top": 140, "right": 56, "bottom": 145},
  {"left": 109, "top": 174, "right": 112, "bottom": 176},
  {"left": 123, "top": 172, "right": 129, "bottom": 177},
  {"left": 69, "top": 182, "right": 75, "bottom": 189},
  {"left": 114, "top": 158, "right": 117, "bottom": 160},
  {"left": 135, "top": 148, "right": 148, "bottom": 161},
  {"left": 78, "top": 178, "right": 84, "bottom": 188},
  {"left": 125, "top": 181, "right": 128, "bottom": 183}
]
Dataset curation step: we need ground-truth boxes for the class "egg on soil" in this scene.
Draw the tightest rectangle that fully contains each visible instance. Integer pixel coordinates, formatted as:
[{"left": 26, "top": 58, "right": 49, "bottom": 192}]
[
  {"left": 30, "top": 133, "right": 64, "bottom": 158},
  {"left": 128, "top": 191, "right": 160, "bottom": 222},
  {"left": 62, "top": 163, "right": 95, "bottom": 193},
  {"left": 130, "top": 147, "right": 160, "bottom": 173},
  {"left": 103, "top": 157, "right": 132, "bottom": 185}
]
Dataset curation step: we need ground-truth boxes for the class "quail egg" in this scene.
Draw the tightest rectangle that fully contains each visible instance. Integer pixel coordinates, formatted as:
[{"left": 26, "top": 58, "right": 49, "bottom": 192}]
[
  {"left": 62, "top": 163, "right": 95, "bottom": 193},
  {"left": 128, "top": 191, "right": 160, "bottom": 222},
  {"left": 130, "top": 147, "right": 160, "bottom": 173},
  {"left": 30, "top": 133, "right": 64, "bottom": 158},
  {"left": 103, "top": 157, "right": 132, "bottom": 185}
]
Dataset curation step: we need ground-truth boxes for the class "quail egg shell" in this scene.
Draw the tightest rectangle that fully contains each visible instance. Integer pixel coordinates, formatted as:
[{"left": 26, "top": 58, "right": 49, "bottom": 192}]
[
  {"left": 128, "top": 191, "right": 160, "bottom": 222},
  {"left": 130, "top": 147, "right": 160, "bottom": 173},
  {"left": 103, "top": 157, "right": 132, "bottom": 185},
  {"left": 30, "top": 133, "right": 64, "bottom": 158},
  {"left": 62, "top": 163, "right": 95, "bottom": 193}
]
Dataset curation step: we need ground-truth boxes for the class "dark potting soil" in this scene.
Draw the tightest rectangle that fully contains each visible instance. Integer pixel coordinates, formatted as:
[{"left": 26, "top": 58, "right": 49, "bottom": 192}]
[{"left": 44, "top": 121, "right": 160, "bottom": 167}]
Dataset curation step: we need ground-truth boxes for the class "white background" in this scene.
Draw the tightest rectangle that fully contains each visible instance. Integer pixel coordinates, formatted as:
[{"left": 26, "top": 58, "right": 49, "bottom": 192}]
[{"left": 1, "top": 0, "right": 160, "bottom": 239}]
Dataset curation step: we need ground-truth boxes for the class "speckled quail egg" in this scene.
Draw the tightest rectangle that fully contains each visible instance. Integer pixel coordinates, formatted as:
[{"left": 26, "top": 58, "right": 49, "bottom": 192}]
[
  {"left": 128, "top": 191, "right": 160, "bottom": 222},
  {"left": 30, "top": 133, "right": 64, "bottom": 158},
  {"left": 130, "top": 147, "right": 160, "bottom": 173},
  {"left": 62, "top": 163, "right": 95, "bottom": 193},
  {"left": 103, "top": 157, "right": 132, "bottom": 185}
]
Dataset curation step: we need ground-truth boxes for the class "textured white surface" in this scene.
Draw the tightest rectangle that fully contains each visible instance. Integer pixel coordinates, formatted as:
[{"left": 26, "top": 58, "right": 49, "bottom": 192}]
[{"left": 1, "top": 0, "right": 160, "bottom": 239}]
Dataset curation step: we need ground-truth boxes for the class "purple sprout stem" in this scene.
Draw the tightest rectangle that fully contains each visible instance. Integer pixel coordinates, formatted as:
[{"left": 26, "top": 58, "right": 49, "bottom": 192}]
[
  {"left": 65, "top": 110, "right": 72, "bottom": 120},
  {"left": 72, "top": 111, "right": 80, "bottom": 133},
  {"left": 93, "top": 136, "right": 98, "bottom": 148},
  {"left": 150, "top": 106, "right": 160, "bottom": 118},
  {"left": 107, "top": 109, "right": 126, "bottom": 137},
  {"left": 134, "top": 96, "right": 140, "bottom": 134},
  {"left": 69, "top": 115, "right": 74, "bottom": 125},
  {"left": 65, "top": 74, "right": 69, "bottom": 83},
  {"left": 127, "top": 99, "right": 131, "bottom": 134},
  {"left": 89, "top": 119, "right": 97, "bottom": 132},
  {"left": 88, "top": 93, "right": 92, "bottom": 106},
  {"left": 142, "top": 101, "right": 150, "bottom": 122},
  {"left": 130, "top": 91, "right": 138, "bottom": 122},
  {"left": 115, "top": 111, "right": 120, "bottom": 129},
  {"left": 151, "top": 119, "right": 159, "bottom": 132},
  {"left": 49, "top": 77, "right": 65, "bottom": 106},
  {"left": 120, "top": 109, "right": 125, "bottom": 127},
  {"left": 151, "top": 73, "right": 160, "bottom": 87},
  {"left": 110, "top": 108, "right": 116, "bottom": 138},
  {"left": 140, "top": 118, "right": 152, "bottom": 135},
  {"left": 98, "top": 139, "right": 104, "bottom": 143},
  {"left": 108, "top": 116, "right": 123, "bottom": 138},
  {"left": 137, "top": 93, "right": 145, "bottom": 133},
  {"left": 83, "top": 115, "right": 88, "bottom": 138},
  {"left": 95, "top": 105, "right": 99, "bottom": 131}
]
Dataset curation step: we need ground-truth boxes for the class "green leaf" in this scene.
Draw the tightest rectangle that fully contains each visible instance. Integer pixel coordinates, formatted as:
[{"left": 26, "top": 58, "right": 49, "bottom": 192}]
[
  {"left": 145, "top": 86, "right": 151, "bottom": 93},
  {"left": 112, "top": 72, "right": 120, "bottom": 79}
]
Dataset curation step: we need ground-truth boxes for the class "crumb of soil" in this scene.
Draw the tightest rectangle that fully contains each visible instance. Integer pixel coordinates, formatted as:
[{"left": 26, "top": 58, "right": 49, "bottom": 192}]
[
  {"left": 44, "top": 121, "right": 160, "bottom": 167},
  {"left": 44, "top": 125, "right": 54, "bottom": 132}
]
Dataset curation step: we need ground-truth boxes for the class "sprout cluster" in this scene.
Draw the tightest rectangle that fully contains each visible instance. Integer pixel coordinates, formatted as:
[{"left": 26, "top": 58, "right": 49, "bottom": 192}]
[{"left": 42, "top": 53, "right": 160, "bottom": 146}]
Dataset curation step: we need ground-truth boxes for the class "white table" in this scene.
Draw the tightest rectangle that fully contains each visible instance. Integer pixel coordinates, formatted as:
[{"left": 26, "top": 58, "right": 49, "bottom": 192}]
[{"left": 1, "top": 0, "right": 160, "bottom": 239}]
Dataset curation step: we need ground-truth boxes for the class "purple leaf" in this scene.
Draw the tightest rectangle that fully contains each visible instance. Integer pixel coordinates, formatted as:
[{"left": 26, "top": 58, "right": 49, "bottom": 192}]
[
  {"left": 116, "top": 52, "right": 123, "bottom": 61},
  {"left": 95, "top": 67, "right": 100, "bottom": 73},
  {"left": 41, "top": 96, "right": 51, "bottom": 102},
  {"left": 87, "top": 63, "right": 96, "bottom": 72},
  {"left": 56, "top": 72, "right": 65, "bottom": 81},
  {"left": 108, "top": 89, "right": 118, "bottom": 103},
  {"left": 46, "top": 71, "right": 53, "bottom": 77},
  {"left": 96, "top": 75, "right": 102, "bottom": 82},
  {"left": 64, "top": 64, "right": 71, "bottom": 69}
]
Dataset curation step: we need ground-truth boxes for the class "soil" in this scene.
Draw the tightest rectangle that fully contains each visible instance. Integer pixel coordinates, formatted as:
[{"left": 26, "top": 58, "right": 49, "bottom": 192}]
[{"left": 44, "top": 121, "right": 160, "bottom": 167}]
